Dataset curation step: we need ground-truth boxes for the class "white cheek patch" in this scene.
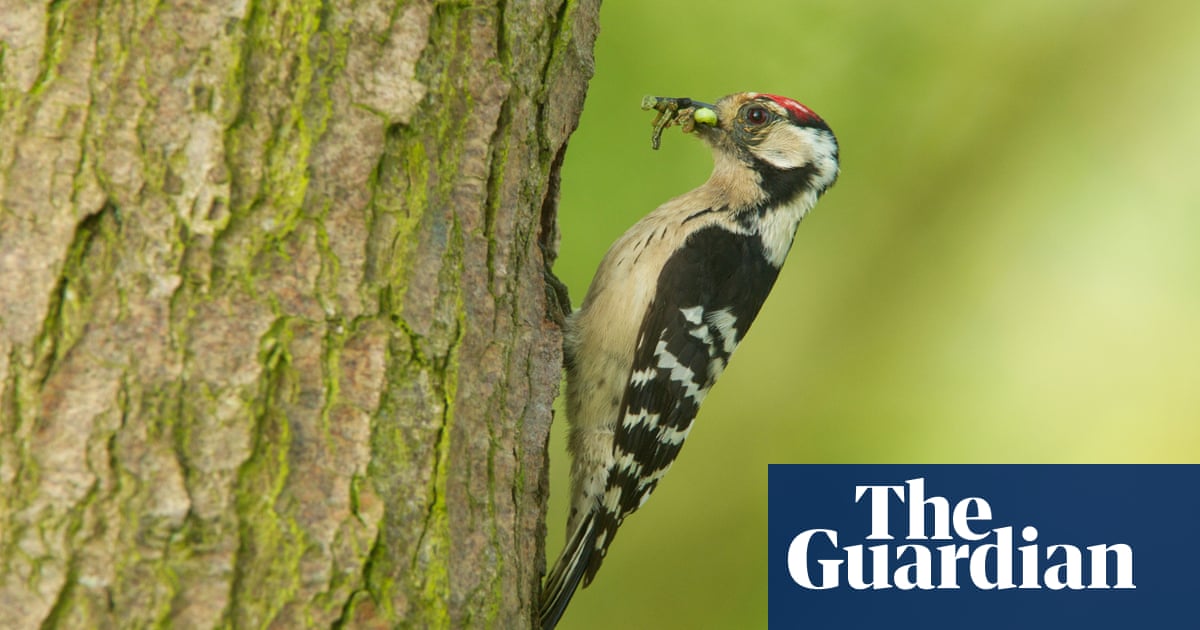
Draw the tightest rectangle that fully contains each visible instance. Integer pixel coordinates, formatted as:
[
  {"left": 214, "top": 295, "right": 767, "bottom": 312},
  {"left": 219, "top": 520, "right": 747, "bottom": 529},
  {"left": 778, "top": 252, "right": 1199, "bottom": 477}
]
[
  {"left": 752, "top": 126, "right": 840, "bottom": 194},
  {"left": 752, "top": 124, "right": 814, "bottom": 170}
]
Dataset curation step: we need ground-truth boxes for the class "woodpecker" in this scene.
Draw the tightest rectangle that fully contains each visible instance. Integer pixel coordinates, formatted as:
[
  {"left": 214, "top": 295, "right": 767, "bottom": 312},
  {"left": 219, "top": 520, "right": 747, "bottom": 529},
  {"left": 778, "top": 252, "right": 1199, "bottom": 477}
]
[{"left": 540, "top": 92, "right": 839, "bottom": 629}]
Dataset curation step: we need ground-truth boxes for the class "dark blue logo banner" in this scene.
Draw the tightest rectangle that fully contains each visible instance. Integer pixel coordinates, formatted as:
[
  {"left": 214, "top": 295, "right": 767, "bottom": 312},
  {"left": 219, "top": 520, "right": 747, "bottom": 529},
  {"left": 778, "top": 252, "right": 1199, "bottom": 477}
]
[{"left": 768, "top": 465, "right": 1199, "bottom": 629}]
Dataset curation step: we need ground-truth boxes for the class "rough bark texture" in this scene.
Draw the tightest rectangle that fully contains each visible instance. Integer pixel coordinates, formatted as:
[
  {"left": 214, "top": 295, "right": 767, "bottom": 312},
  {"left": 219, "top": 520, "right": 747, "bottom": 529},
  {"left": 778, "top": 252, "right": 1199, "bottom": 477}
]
[{"left": 0, "top": 0, "right": 597, "bottom": 627}]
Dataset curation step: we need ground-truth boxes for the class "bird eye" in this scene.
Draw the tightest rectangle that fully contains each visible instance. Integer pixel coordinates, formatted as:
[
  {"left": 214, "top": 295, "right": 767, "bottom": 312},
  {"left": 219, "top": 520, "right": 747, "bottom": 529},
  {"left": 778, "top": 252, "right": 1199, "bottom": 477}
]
[{"left": 745, "top": 106, "right": 770, "bottom": 126}]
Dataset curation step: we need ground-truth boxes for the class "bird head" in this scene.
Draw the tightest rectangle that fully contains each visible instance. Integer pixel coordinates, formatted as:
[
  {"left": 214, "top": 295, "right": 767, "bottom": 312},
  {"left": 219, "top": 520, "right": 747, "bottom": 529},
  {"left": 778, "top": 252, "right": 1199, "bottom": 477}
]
[{"left": 687, "top": 92, "right": 840, "bottom": 206}]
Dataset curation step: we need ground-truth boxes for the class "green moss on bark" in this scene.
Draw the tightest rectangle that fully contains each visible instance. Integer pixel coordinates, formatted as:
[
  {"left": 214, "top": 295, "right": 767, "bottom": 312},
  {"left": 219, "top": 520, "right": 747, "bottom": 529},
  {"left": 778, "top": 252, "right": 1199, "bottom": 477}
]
[{"left": 228, "top": 317, "right": 305, "bottom": 628}]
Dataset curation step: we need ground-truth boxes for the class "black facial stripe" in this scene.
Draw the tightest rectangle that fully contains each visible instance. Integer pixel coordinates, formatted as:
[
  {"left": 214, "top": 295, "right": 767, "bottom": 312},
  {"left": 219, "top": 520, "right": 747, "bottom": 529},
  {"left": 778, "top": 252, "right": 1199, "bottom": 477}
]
[{"left": 752, "top": 160, "right": 819, "bottom": 208}]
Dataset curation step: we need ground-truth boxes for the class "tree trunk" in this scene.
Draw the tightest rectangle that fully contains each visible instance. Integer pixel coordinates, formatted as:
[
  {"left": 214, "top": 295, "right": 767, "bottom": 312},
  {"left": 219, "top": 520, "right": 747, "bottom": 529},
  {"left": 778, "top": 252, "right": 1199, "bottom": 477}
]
[{"left": 0, "top": 0, "right": 597, "bottom": 627}]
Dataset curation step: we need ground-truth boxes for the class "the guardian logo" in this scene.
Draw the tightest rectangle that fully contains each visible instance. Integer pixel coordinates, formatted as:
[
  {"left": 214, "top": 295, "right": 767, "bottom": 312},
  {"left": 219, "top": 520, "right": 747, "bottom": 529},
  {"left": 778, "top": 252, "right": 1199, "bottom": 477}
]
[
  {"left": 770, "top": 465, "right": 1199, "bottom": 628},
  {"left": 787, "top": 478, "right": 1135, "bottom": 591}
]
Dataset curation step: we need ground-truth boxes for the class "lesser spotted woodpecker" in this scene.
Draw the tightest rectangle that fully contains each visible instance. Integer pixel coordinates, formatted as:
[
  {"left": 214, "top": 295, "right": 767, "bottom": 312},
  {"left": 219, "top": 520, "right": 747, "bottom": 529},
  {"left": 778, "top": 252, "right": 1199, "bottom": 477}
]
[{"left": 540, "top": 92, "right": 840, "bottom": 628}]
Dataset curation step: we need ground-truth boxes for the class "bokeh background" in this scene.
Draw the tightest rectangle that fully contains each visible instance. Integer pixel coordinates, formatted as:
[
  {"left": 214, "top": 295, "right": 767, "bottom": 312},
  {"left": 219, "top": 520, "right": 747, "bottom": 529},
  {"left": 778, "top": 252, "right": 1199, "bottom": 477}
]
[{"left": 546, "top": 1, "right": 1200, "bottom": 628}]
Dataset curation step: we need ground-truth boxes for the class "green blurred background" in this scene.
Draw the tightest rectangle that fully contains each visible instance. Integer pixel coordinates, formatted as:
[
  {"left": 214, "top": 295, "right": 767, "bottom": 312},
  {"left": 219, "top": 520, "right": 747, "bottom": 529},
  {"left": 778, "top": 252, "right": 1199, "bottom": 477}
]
[{"left": 546, "top": 1, "right": 1200, "bottom": 627}]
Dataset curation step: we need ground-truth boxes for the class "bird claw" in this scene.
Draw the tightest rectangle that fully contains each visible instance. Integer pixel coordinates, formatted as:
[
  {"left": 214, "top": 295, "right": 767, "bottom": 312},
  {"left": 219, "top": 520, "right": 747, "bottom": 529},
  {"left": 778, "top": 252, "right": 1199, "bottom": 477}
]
[
  {"left": 641, "top": 96, "right": 701, "bottom": 150},
  {"left": 541, "top": 238, "right": 573, "bottom": 327},
  {"left": 544, "top": 267, "right": 572, "bottom": 327}
]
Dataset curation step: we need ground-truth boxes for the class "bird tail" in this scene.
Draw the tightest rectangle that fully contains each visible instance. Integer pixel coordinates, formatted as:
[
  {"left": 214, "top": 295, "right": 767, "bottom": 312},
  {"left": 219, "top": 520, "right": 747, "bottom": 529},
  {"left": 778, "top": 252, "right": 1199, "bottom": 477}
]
[{"left": 539, "top": 510, "right": 597, "bottom": 630}]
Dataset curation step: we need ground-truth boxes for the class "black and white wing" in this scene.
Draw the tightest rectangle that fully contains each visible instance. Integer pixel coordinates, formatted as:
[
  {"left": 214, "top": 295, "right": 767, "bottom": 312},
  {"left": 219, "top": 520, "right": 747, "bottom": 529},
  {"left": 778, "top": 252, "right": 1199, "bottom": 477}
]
[{"left": 584, "top": 219, "right": 785, "bottom": 581}]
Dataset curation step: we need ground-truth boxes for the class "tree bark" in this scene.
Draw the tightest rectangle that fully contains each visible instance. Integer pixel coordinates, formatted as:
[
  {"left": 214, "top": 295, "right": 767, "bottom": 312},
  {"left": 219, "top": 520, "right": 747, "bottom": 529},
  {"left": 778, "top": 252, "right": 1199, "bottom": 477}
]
[{"left": 0, "top": 0, "right": 597, "bottom": 627}]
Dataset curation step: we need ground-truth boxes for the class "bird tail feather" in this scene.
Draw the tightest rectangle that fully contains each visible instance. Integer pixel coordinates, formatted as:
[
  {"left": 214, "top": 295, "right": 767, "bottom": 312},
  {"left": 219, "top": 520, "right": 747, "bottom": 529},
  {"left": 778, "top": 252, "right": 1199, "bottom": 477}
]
[{"left": 539, "top": 511, "right": 597, "bottom": 630}]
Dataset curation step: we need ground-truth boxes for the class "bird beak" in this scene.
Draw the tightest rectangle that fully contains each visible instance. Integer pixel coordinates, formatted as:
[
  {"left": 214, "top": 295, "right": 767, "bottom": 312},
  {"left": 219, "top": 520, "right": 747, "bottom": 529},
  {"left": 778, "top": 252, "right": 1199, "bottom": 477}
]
[
  {"left": 641, "top": 96, "right": 718, "bottom": 123},
  {"left": 642, "top": 96, "right": 719, "bottom": 150}
]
